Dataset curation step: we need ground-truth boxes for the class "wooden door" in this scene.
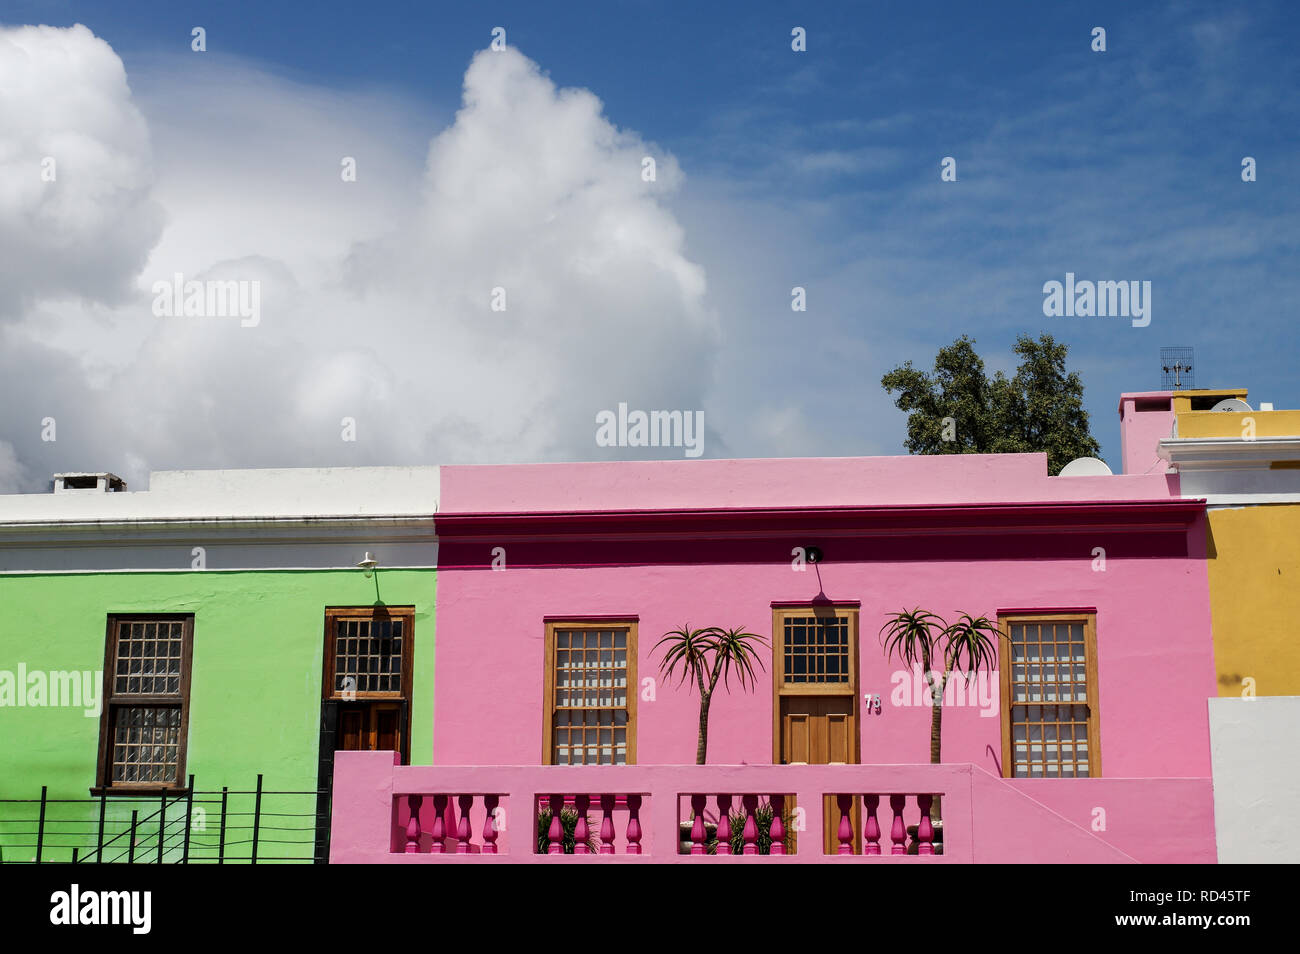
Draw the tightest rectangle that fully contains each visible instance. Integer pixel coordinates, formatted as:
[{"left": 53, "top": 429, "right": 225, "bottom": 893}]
[
  {"left": 781, "top": 696, "right": 855, "bottom": 764},
  {"left": 780, "top": 695, "right": 858, "bottom": 852},
  {"left": 337, "top": 701, "right": 403, "bottom": 752},
  {"left": 772, "top": 606, "right": 861, "bottom": 854},
  {"left": 321, "top": 606, "right": 414, "bottom": 759}
]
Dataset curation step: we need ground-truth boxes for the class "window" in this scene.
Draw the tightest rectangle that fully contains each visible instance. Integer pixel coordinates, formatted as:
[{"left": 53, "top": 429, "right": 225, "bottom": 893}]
[
  {"left": 1000, "top": 613, "right": 1100, "bottom": 778},
  {"left": 543, "top": 621, "right": 637, "bottom": 765},
  {"left": 96, "top": 615, "right": 194, "bottom": 791},
  {"left": 778, "top": 611, "right": 853, "bottom": 686},
  {"left": 322, "top": 606, "right": 414, "bottom": 700},
  {"left": 320, "top": 606, "right": 415, "bottom": 761}
]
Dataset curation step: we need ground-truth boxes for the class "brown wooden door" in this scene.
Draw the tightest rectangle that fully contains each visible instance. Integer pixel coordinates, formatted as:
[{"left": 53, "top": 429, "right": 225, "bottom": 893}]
[
  {"left": 337, "top": 701, "right": 403, "bottom": 752},
  {"left": 772, "top": 605, "right": 861, "bottom": 854},
  {"left": 780, "top": 695, "right": 859, "bottom": 852},
  {"left": 781, "top": 696, "right": 855, "bottom": 763}
]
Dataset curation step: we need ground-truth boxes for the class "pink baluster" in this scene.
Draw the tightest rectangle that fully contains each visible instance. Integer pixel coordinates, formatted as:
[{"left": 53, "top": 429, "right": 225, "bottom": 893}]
[
  {"left": 889, "top": 794, "right": 907, "bottom": 855},
  {"left": 456, "top": 795, "right": 474, "bottom": 854},
  {"left": 444, "top": 798, "right": 459, "bottom": 852},
  {"left": 916, "top": 794, "right": 934, "bottom": 856},
  {"left": 404, "top": 794, "right": 422, "bottom": 853},
  {"left": 626, "top": 794, "right": 643, "bottom": 854},
  {"left": 769, "top": 795, "right": 786, "bottom": 855},
  {"left": 836, "top": 794, "right": 854, "bottom": 855},
  {"left": 547, "top": 794, "right": 565, "bottom": 855},
  {"left": 863, "top": 794, "right": 881, "bottom": 856},
  {"left": 742, "top": 794, "right": 759, "bottom": 855},
  {"left": 689, "top": 794, "right": 707, "bottom": 855},
  {"left": 715, "top": 794, "right": 733, "bottom": 855},
  {"left": 599, "top": 794, "right": 616, "bottom": 854},
  {"left": 573, "top": 795, "right": 591, "bottom": 854},
  {"left": 482, "top": 795, "right": 499, "bottom": 855},
  {"left": 430, "top": 794, "right": 447, "bottom": 854}
]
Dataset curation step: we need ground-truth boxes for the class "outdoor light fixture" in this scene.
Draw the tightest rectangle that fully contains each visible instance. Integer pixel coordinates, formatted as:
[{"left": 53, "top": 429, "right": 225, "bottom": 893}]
[
  {"left": 356, "top": 552, "right": 378, "bottom": 577},
  {"left": 804, "top": 545, "right": 824, "bottom": 564}
]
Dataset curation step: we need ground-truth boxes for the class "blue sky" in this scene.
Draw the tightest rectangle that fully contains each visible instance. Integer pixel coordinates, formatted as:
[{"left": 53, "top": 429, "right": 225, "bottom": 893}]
[{"left": 1, "top": 1, "right": 1297, "bottom": 484}]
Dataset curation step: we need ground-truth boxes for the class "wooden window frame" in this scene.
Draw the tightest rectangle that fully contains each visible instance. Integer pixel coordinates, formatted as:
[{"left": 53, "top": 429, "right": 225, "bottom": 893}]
[
  {"left": 542, "top": 619, "right": 638, "bottom": 765},
  {"left": 771, "top": 605, "right": 859, "bottom": 764},
  {"left": 93, "top": 614, "right": 195, "bottom": 795},
  {"left": 321, "top": 605, "right": 416, "bottom": 702},
  {"left": 999, "top": 611, "right": 1102, "bottom": 779}
]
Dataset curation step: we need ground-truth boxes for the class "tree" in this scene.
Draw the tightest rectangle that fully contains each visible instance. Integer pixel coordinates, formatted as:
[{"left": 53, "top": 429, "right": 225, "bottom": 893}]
[
  {"left": 652, "top": 625, "right": 767, "bottom": 764},
  {"left": 879, "top": 609, "right": 1003, "bottom": 824},
  {"left": 881, "top": 333, "right": 1101, "bottom": 475}
]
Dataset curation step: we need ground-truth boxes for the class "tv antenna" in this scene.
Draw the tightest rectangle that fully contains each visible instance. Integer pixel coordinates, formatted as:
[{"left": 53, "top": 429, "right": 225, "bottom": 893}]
[{"left": 1160, "top": 347, "right": 1194, "bottom": 390}]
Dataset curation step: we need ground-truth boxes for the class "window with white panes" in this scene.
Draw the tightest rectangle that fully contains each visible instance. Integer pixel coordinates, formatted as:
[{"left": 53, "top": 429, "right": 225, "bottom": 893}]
[
  {"left": 544, "top": 622, "right": 637, "bottom": 765},
  {"left": 1000, "top": 614, "right": 1100, "bottom": 778}
]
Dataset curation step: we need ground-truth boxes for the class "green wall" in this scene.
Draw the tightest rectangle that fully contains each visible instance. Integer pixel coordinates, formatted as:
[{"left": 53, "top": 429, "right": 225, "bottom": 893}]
[{"left": 0, "top": 568, "right": 435, "bottom": 862}]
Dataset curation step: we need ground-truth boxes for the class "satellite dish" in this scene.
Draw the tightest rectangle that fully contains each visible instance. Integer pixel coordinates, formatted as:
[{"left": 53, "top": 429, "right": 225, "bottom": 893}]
[
  {"left": 1210, "top": 398, "right": 1252, "bottom": 412},
  {"left": 1059, "top": 457, "right": 1114, "bottom": 477}
]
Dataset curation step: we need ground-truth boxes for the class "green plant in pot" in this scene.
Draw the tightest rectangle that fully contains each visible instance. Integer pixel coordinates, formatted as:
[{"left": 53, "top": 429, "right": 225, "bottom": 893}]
[
  {"left": 536, "top": 805, "right": 601, "bottom": 854},
  {"left": 705, "top": 800, "right": 798, "bottom": 855}
]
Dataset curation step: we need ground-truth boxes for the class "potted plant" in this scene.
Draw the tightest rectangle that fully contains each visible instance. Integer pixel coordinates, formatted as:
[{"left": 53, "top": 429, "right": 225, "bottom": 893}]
[{"left": 535, "top": 804, "right": 601, "bottom": 854}]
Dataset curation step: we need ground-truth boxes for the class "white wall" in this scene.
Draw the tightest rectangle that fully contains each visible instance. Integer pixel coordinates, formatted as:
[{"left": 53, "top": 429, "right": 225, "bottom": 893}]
[
  {"left": 0, "top": 466, "right": 441, "bottom": 571},
  {"left": 0, "top": 466, "right": 441, "bottom": 521},
  {"left": 1208, "top": 696, "right": 1300, "bottom": 863}
]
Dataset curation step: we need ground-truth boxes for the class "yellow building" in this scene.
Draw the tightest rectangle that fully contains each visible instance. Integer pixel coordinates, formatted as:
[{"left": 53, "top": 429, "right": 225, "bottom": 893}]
[{"left": 1157, "top": 389, "right": 1300, "bottom": 697}]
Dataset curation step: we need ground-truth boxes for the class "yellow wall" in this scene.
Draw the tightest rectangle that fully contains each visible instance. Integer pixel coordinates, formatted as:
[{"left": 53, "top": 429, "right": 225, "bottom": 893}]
[
  {"left": 1172, "top": 389, "right": 1248, "bottom": 414},
  {"left": 1180, "top": 409, "right": 1300, "bottom": 439},
  {"left": 1206, "top": 504, "right": 1300, "bottom": 696}
]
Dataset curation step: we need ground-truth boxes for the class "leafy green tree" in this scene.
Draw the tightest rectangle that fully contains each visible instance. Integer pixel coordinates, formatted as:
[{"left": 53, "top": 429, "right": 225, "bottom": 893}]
[{"left": 881, "top": 334, "right": 1100, "bottom": 475}]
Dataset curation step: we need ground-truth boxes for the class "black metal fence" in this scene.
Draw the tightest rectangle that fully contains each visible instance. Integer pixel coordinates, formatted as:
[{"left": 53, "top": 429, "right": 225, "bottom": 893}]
[{"left": 0, "top": 775, "right": 326, "bottom": 864}]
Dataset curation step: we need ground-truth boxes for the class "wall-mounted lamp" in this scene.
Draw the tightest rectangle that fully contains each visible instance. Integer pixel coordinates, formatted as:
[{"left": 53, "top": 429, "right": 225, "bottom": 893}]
[
  {"left": 804, "top": 545, "right": 824, "bottom": 564},
  {"left": 356, "top": 552, "right": 378, "bottom": 578}
]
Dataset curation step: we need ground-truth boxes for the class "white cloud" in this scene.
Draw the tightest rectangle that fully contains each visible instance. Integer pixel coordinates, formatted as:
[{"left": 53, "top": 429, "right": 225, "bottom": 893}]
[
  {"left": 0, "top": 23, "right": 163, "bottom": 318},
  {"left": 0, "top": 30, "right": 718, "bottom": 489}
]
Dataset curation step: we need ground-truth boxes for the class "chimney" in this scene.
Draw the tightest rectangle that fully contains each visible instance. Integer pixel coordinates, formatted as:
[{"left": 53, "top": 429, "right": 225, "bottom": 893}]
[
  {"left": 52, "top": 472, "right": 127, "bottom": 494},
  {"left": 1117, "top": 393, "right": 1174, "bottom": 475}
]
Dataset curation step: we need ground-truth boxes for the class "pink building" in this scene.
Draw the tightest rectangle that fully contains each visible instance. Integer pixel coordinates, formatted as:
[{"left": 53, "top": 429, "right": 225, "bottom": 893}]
[{"left": 331, "top": 450, "right": 1217, "bottom": 863}]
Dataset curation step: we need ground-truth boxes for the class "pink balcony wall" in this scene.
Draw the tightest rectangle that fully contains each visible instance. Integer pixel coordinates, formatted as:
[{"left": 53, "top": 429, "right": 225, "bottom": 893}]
[{"left": 330, "top": 752, "right": 1214, "bottom": 863}]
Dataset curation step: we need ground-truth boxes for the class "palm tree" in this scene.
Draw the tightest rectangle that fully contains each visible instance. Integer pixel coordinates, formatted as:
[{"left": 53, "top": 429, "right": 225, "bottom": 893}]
[
  {"left": 653, "top": 625, "right": 768, "bottom": 764},
  {"left": 879, "top": 608, "right": 948, "bottom": 761},
  {"left": 880, "top": 609, "right": 1003, "bottom": 828}
]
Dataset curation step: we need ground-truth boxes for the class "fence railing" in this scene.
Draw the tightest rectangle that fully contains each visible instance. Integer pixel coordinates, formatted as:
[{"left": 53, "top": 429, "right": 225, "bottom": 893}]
[
  {"left": 330, "top": 753, "right": 1179, "bottom": 863},
  {"left": 0, "top": 775, "right": 324, "bottom": 864},
  {"left": 330, "top": 754, "right": 981, "bottom": 863}
]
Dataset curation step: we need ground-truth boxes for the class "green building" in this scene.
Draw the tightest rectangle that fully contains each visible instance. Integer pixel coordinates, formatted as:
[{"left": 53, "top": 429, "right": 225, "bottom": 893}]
[{"left": 0, "top": 467, "right": 438, "bottom": 863}]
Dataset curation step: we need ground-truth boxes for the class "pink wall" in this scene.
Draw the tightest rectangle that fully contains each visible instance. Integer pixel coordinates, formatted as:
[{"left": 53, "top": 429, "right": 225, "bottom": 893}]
[
  {"left": 431, "top": 456, "right": 1216, "bottom": 780},
  {"left": 441, "top": 452, "right": 1177, "bottom": 511},
  {"left": 1008, "top": 778, "right": 1217, "bottom": 864},
  {"left": 1118, "top": 392, "right": 1175, "bottom": 476}
]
